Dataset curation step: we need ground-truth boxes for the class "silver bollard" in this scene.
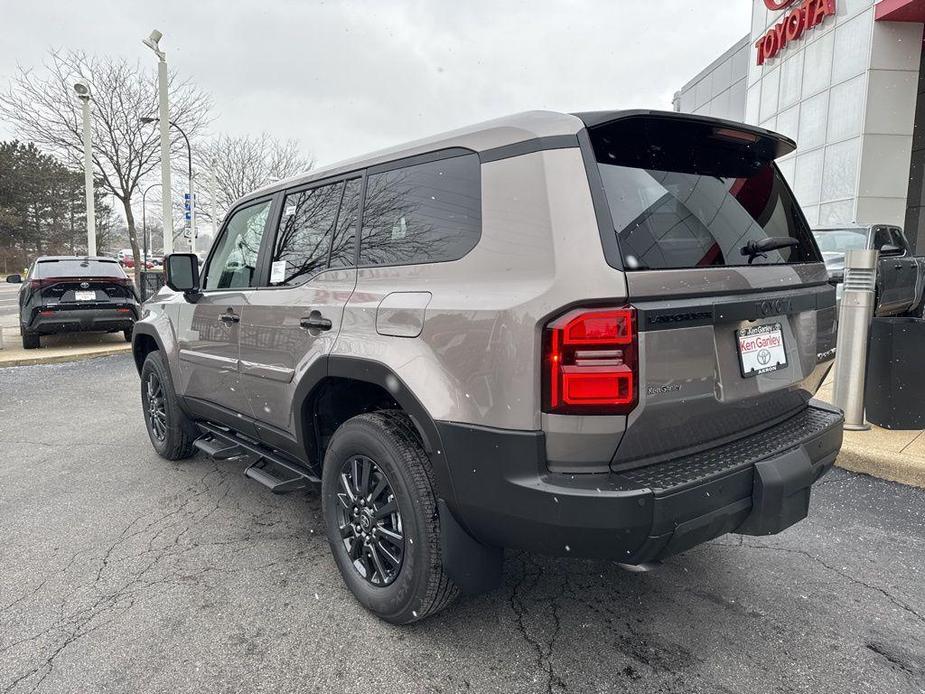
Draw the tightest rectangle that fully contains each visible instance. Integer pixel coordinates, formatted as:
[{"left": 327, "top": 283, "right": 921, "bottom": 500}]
[{"left": 832, "top": 249, "right": 879, "bottom": 431}]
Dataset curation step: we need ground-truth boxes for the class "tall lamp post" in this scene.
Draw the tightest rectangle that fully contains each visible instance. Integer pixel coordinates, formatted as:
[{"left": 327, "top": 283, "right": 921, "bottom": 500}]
[
  {"left": 141, "top": 116, "right": 194, "bottom": 252},
  {"left": 142, "top": 29, "right": 173, "bottom": 256},
  {"left": 73, "top": 81, "right": 96, "bottom": 256}
]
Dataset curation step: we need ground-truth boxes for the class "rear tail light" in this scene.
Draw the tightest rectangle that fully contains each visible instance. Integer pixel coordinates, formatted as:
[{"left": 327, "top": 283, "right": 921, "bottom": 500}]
[{"left": 542, "top": 307, "right": 638, "bottom": 415}]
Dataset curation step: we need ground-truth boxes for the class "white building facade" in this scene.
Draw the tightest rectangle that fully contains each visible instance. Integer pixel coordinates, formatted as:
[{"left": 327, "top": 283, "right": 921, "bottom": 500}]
[{"left": 676, "top": 0, "right": 925, "bottom": 251}]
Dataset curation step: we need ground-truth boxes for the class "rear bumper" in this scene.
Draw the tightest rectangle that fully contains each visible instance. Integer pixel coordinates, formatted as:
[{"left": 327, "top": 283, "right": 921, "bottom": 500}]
[
  {"left": 437, "top": 401, "right": 843, "bottom": 563},
  {"left": 26, "top": 305, "right": 137, "bottom": 334}
]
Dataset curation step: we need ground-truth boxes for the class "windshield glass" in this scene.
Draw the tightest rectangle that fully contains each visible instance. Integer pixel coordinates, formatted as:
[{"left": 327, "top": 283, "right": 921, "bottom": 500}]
[
  {"left": 35, "top": 258, "right": 126, "bottom": 278},
  {"left": 589, "top": 117, "right": 819, "bottom": 271},
  {"left": 812, "top": 229, "right": 867, "bottom": 254}
]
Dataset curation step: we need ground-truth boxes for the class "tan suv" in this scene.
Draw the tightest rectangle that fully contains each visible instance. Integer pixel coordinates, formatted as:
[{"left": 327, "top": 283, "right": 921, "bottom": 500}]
[{"left": 133, "top": 110, "right": 844, "bottom": 623}]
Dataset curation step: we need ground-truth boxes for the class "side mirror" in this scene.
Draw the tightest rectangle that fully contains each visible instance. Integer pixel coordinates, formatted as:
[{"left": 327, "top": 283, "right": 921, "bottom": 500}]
[
  {"left": 5, "top": 274, "right": 22, "bottom": 284},
  {"left": 880, "top": 244, "right": 902, "bottom": 256},
  {"left": 164, "top": 253, "right": 200, "bottom": 297}
]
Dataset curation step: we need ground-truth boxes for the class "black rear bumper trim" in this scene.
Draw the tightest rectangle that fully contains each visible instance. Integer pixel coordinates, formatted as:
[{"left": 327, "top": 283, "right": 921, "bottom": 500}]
[{"left": 437, "top": 401, "right": 843, "bottom": 563}]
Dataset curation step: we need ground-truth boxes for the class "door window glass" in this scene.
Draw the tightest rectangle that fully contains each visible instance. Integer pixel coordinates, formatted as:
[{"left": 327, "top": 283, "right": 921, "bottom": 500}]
[
  {"left": 359, "top": 153, "right": 481, "bottom": 266},
  {"left": 204, "top": 201, "right": 271, "bottom": 290},
  {"left": 270, "top": 183, "right": 344, "bottom": 286},
  {"left": 329, "top": 178, "right": 361, "bottom": 269}
]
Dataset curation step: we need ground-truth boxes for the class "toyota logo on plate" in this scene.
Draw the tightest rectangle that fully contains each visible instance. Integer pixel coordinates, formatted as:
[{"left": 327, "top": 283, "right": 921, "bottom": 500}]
[{"left": 757, "top": 349, "right": 772, "bottom": 366}]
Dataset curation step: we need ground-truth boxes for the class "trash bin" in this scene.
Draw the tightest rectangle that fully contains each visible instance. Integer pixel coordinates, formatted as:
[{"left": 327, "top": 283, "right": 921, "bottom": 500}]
[{"left": 865, "top": 317, "right": 925, "bottom": 430}]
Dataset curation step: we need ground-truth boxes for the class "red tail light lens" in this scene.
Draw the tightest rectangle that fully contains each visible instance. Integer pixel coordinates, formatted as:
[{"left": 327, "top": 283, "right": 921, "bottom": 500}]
[{"left": 543, "top": 307, "right": 637, "bottom": 415}]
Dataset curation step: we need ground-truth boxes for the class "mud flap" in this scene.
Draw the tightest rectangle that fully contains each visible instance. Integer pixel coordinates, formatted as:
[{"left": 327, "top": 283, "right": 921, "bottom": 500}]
[
  {"left": 736, "top": 447, "right": 814, "bottom": 536},
  {"left": 438, "top": 499, "right": 504, "bottom": 595}
]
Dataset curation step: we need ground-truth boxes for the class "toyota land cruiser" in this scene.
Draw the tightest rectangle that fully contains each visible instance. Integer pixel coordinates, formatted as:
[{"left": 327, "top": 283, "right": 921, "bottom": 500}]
[{"left": 133, "top": 110, "right": 843, "bottom": 624}]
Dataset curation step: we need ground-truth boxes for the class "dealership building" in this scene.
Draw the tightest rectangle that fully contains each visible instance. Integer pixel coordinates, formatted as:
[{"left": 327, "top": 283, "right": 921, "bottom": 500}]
[{"left": 675, "top": 0, "right": 925, "bottom": 252}]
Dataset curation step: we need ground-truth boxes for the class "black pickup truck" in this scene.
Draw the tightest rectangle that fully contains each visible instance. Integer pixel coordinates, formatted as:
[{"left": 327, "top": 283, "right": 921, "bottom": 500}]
[{"left": 812, "top": 225, "right": 925, "bottom": 317}]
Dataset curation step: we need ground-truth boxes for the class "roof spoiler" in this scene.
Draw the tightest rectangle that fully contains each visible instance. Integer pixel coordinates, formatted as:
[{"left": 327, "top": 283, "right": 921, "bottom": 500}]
[{"left": 573, "top": 109, "right": 796, "bottom": 161}]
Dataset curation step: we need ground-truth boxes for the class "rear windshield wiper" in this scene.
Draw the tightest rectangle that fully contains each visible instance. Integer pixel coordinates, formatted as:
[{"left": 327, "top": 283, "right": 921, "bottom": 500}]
[{"left": 741, "top": 237, "right": 800, "bottom": 264}]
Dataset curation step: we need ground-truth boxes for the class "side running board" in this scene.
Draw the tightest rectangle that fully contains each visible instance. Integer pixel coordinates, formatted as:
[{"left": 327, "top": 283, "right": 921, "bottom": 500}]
[{"left": 194, "top": 422, "right": 320, "bottom": 494}]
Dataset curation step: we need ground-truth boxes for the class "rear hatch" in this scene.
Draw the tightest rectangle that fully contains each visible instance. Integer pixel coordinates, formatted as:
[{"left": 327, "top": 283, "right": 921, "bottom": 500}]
[
  {"left": 579, "top": 112, "right": 836, "bottom": 469},
  {"left": 30, "top": 258, "right": 137, "bottom": 309}
]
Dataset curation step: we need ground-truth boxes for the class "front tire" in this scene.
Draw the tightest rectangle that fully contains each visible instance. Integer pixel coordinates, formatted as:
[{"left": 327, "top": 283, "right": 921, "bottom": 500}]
[
  {"left": 321, "top": 411, "right": 458, "bottom": 624},
  {"left": 140, "top": 351, "right": 197, "bottom": 460}
]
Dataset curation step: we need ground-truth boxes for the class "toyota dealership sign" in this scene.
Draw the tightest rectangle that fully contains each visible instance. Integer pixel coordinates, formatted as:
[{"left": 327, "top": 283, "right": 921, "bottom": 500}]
[{"left": 755, "top": 0, "right": 837, "bottom": 65}]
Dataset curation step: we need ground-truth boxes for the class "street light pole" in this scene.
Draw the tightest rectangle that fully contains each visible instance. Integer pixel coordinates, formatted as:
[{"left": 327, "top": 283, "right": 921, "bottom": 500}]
[
  {"left": 73, "top": 81, "right": 96, "bottom": 256},
  {"left": 141, "top": 116, "right": 194, "bottom": 253},
  {"left": 142, "top": 30, "right": 173, "bottom": 256}
]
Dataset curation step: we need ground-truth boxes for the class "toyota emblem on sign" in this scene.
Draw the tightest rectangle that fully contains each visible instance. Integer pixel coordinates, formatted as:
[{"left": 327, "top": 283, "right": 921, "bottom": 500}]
[
  {"left": 757, "top": 349, "right": 772, "bottom": 366},
  {"left": 764, "top": 0, "right": 796, "bottom": 9}
]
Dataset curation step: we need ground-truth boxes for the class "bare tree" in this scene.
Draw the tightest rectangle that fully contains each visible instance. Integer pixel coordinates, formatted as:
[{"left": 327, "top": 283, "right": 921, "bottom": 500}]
[
  {"left": 198, "top": 133, "right": 312, "bottom": 225},
  {"left": 0, "top": 49, "right": 211, "bottom": 283}
]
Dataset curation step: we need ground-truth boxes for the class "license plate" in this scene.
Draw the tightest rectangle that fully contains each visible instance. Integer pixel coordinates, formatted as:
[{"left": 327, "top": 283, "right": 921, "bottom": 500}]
[
  {"left": 74, "top": 290, "right": 96, "bottom": 301},
  {"left": 737, "top": 323, "right": 787, "bottom": 378}
]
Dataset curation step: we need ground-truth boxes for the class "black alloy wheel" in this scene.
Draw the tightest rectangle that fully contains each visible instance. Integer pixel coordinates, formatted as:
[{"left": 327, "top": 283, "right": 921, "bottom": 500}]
[
  {"left": 335, "top": 455, "right": 405, "bottom": 586},
  {"left": 145, "top": 371, "right": 168, "bottom": 442}
]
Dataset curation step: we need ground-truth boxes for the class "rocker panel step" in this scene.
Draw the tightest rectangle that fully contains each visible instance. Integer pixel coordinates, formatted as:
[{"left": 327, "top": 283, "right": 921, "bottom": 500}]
[
  {"left": 196, "top": 421, "right": 321, "bottom": 492},
  {"left": 193, "top": 436, "right": 245, "bottom": 460}
]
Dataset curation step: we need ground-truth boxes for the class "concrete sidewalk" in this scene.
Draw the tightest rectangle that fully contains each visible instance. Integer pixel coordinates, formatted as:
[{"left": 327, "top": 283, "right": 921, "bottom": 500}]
[
  {"left": 817, "top": 378, "right": 925, "bottom": 488},
  {"left": 0, "top": 327, "right": 130, "bottom": 368}
]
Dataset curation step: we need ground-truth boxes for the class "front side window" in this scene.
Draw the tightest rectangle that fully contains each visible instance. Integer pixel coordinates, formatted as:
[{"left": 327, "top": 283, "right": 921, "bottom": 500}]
[
  {"left": 589, "top": 118, "right": 818, "bottom": 270},
  {"left": 812, "top": 228, "right": 867, "bottom": 254},
  {"left": 204, "top": 200, "right": 271, "bottom": 290},
  {"left": 360, "top": 153, "right": 481, "bottom": 266},
  {"left": 270, "top": 183, "right": 344, "bottom": 287}
]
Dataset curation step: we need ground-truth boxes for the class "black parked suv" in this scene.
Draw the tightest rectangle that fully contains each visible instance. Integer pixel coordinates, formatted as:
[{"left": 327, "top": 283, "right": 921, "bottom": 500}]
[{"left": 17, "top": 256, "right": 139, "bottom": 349}]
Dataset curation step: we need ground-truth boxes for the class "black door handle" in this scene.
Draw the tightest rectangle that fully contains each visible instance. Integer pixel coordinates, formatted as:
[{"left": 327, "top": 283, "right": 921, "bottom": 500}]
[
  {"left": 300, "top": 315, "right": 332, "bottom": 331},
  {"left": 219, "top": 312, "right": 240, "bottom": 324}
]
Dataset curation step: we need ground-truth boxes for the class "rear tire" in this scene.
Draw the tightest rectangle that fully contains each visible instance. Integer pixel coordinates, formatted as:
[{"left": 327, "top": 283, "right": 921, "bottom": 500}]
[
  {"left": 21, "top": 331, "right": 40, "bottom": 350},
  {"left": 321, "top": 410, "right": 459, "bottom": 624},
  {"left": 123, "top": 327, "right": 133, "bottom": 342},
  {"left": 140, "top": 350, "right": 197, "bottom": 460}
]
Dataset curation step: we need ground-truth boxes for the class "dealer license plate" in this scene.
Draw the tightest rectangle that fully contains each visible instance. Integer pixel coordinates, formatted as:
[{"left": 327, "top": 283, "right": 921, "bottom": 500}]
[
  {"left": 737, "top": 323, "right": 787, "bottom": 378},
  {"left": 74, "top": 290, "right": 96, "bottom": 301}
]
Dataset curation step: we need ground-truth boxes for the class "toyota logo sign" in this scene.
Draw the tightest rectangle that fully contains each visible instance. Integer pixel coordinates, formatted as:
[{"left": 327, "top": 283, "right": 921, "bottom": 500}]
[{"left": 764, "top": 0, "right": 796, "bottom": 9}]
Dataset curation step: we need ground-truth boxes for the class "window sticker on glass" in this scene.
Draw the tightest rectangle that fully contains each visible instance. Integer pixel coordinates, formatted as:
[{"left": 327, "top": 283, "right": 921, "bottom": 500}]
[
  {"left": 284, "top": 204, "right": 297, "bottom": 217},
  {"left": 270, "top": 259, "right": 287, "bottom": 284}
]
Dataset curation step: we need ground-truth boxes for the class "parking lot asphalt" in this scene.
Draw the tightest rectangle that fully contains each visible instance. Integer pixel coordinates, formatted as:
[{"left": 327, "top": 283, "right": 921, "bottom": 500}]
[{"left": 1, "top": 355, "right": 923, "bottom": 694}]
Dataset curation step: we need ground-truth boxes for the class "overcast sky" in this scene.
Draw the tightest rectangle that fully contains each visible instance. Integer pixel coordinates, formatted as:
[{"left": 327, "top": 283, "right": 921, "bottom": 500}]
[{"left": 0, "top": 1, "right": 751, "bottom": 168}]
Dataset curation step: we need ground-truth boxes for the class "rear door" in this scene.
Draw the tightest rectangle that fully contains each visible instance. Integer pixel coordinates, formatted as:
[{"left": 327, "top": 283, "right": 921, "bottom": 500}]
[
  {"left": 238, "top": 177, "right": 361, "bottom": 445},
  {"left": 583, "top": 115, "right": 835, "bottom": 468},
  {"left": 174, "top": 198, "right": 273, "bottom": 425}
]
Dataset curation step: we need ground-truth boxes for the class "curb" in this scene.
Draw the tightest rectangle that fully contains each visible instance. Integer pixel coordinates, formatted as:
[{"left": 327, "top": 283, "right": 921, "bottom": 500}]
[
  {"left": 836, "top": 444, "right": 925, "bottom": 489},
  {"left": 0, "top": 345, "right": 131, "bottom": 368}
]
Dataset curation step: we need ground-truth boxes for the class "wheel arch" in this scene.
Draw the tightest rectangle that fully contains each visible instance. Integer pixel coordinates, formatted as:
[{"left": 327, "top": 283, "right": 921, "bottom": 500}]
[{"left": 293, "top": 355, "right": 455, "bottom": 504}]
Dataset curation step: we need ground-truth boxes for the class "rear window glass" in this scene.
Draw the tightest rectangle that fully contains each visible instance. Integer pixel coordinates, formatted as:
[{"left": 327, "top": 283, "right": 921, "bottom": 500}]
[
  {"left": 360, "top": 153, "right": 481, "bottom": 266},
  {"left": 35, "top": 259, "right": 126, "bottom": 278},
  {"left": 590, "top": 118, "right": 818, "bottom": 270}
]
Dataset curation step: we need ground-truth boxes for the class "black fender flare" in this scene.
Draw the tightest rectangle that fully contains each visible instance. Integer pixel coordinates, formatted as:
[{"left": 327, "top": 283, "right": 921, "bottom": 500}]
[
  {"left": 292, "top": 355, "right": 456, "bottom": 505},
  {"left": 130, "top": 322, "right": 167, "bottom": 374}
]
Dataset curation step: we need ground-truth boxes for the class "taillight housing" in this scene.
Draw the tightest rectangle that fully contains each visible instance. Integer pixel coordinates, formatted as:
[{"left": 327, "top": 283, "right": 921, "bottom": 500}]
[{"left": 542, "top": 307, "right": 638, "bottom": 415}]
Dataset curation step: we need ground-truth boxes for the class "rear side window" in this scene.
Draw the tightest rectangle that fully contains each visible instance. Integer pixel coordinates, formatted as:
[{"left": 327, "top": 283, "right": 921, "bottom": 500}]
[
  {"left": 270, "top": 182, "right": 344, "bottom": 286},
  {"left": 359, "top": 153, "right": 481, "bottom": 266},
  {"left": 36, "top": 259, "right": 126, "bottom": 278},
  {"left": 589, "top": 118, "right": 818, "bottom": 270}
]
